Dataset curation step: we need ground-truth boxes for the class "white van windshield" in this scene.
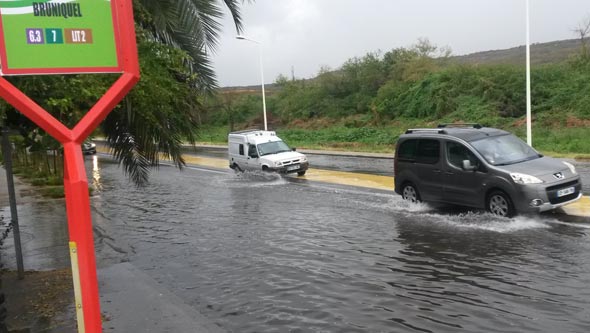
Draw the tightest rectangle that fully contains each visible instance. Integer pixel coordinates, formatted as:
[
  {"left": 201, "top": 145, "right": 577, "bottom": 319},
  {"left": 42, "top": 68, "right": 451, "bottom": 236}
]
[
  {"left": 257, "top": 141, "right": 292, "bottom": 156},
  {"left": 470, "top": 134, "right": 540, "bottom": 166}
]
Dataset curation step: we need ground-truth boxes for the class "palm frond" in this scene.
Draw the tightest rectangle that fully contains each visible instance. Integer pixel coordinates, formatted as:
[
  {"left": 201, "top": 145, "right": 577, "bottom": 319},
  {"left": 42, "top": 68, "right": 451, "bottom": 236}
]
[
  {"left": 222, "top": 0, "right": 246, "bottom": 34},
  {"left": 105, "top": 0, "right": 246, "bottom": 185},
  {"left": 137, "top": 0, "right": 247, "bottom": 89}
]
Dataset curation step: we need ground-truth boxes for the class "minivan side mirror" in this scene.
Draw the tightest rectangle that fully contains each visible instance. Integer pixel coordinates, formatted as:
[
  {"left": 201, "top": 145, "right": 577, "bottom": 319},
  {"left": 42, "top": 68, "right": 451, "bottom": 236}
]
[{"left": 462, "top": 160, "right": 476, "bottom": 171}]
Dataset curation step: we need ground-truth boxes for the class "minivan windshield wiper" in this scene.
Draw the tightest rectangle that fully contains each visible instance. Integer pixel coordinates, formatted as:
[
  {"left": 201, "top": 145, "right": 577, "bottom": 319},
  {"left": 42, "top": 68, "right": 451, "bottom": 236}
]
[{"left": 495, "top": 155, "right": 540, "bottom": 166}]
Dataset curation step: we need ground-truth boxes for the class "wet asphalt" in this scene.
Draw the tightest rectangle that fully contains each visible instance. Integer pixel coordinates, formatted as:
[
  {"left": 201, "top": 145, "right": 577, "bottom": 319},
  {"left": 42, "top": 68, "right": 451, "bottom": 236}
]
[
  {"left": 2, "top": 151, "right": 590, "bottom": 332},
  {"left": 95, "top": 154, "right": 590, "bottom": 331}
]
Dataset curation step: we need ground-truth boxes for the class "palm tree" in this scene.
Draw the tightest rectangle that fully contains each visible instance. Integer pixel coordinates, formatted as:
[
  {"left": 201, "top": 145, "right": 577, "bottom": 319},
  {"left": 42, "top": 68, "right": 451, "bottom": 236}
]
[
  {"left": 135, "top": 0, "right": 246, "bottom": 90},
  {"left": 101, "top": 0, "right": 248, "bottom": 184},
  {"left": 1, "top": 0, "right": 245, "bottom": 185}
]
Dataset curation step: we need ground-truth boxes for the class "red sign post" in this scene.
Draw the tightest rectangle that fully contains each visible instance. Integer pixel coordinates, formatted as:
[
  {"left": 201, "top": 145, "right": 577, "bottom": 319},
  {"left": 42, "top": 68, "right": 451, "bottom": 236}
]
[{"left": 0, "top": 1, "right": 139, "bottom": 331}]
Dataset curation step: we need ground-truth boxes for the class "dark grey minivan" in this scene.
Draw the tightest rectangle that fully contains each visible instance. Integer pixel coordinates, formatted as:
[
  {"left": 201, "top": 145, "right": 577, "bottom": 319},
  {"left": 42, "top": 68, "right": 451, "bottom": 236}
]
[{"left": 394, "top": 124, "right": 583, "bottom": 217}]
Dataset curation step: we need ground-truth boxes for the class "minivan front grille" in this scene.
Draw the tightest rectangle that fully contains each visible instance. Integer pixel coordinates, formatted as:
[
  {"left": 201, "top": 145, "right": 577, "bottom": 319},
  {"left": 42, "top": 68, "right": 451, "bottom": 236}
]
[{"left": 546, "top": 180, "right": 578, "bottom": 192}]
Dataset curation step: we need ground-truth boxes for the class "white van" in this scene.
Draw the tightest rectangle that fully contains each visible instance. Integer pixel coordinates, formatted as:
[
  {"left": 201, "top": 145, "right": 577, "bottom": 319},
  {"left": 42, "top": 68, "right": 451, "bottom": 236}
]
[{"left": 228, "top": 130, "right": 309, "bottom": 176}]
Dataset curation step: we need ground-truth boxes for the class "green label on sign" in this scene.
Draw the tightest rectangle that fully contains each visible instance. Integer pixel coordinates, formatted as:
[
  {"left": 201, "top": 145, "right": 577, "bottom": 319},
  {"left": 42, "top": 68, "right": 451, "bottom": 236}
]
[{"left": 0, "top": 0, "right": 120, "bottom": 74}]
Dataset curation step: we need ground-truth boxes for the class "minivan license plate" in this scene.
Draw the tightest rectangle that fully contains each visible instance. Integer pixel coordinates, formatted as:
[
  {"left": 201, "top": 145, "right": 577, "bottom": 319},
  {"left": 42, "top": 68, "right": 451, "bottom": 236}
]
[
  {"left": 287, "top": 164, "right": 299, "bottom": 171},
  {"left": 557, "top": 186, "right": 575, "bottom": 197}
]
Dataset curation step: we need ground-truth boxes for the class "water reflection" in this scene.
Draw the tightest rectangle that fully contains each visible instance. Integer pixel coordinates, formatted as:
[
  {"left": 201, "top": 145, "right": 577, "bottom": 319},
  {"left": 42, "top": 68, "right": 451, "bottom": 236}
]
[
  {"left": 75, "top": 156, "right": 590, "bottom": 332},
  {"left": 1, "top": 202, "right": 70, "bottom": 271},
  {"left": 92, "top": 155, "right": 103, "bottom": 192},
  {"left": 390, "top": 214, "right": 590, "bottom": 332}
]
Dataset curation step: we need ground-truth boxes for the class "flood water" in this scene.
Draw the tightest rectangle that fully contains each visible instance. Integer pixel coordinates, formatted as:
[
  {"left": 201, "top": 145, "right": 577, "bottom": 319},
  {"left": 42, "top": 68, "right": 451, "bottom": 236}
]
[{"left": 85, "top": 155, "right": 590, "bottom": 333}]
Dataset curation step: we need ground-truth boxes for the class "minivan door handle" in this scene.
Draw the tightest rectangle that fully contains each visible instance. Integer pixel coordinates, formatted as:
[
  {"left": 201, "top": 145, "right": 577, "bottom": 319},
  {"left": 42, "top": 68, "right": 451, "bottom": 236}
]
[{"left": 433, "top": 169, "right": 441, "bottom": 173}]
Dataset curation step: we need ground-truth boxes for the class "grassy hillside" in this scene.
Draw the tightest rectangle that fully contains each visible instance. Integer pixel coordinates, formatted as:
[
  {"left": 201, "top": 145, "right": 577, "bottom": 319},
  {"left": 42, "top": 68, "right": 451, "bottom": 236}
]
[
  {"left": 204, "top": 39, "right": 590, "bottom": 156},
  {"left": 452, "top": 39, "right": 583, "bottom": 66}
]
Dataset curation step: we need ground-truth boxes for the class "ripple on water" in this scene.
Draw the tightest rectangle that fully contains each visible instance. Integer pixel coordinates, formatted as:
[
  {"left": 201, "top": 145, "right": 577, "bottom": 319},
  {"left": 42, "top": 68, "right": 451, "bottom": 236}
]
[{"left": 89, "top": 158, "right": 590, "bottom": 333}]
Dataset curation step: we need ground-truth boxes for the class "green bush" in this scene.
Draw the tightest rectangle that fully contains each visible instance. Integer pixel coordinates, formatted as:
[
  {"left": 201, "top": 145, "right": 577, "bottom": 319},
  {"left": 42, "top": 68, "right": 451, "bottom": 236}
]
[{"left": 205, "top": 48, "right": 590, "bottom": 155}]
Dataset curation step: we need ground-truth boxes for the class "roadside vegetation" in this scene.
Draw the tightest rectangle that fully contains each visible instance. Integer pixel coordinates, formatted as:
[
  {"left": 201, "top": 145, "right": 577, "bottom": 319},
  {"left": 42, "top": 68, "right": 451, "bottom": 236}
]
[
  {"left": 0, "top": 135, "right": 66, "bottom": 198},
  {"left": 0, "top": 0, "right": 246, "bottom": 185},
  {"left": 202, "top": 33, "right": 590, "bottom": 158}
]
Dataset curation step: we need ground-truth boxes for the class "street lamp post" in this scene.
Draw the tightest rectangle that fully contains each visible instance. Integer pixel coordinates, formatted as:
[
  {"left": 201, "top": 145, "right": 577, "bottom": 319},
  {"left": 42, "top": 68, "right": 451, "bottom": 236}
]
[
  {"left": 525, "top": 0, "right": 532, "bottom": 146},
  {"left": 236, "top": 35, "right": 268, "bottom": 131}
]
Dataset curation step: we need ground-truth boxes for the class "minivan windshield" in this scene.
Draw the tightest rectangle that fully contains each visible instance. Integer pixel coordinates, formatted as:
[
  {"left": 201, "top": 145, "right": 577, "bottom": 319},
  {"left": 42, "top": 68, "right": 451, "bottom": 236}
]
[
  {"left": 470, "top": 134, "right": 540, "bottom": 166},
  {"left": 257, "top": 141, "right": 292, "bottom": 156}
]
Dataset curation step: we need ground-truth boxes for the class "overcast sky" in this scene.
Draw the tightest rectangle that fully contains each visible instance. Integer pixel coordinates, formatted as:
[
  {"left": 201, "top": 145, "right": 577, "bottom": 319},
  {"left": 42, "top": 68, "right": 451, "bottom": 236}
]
[{"left": 212, "top": 0, "right": 590, "bottom": 87}]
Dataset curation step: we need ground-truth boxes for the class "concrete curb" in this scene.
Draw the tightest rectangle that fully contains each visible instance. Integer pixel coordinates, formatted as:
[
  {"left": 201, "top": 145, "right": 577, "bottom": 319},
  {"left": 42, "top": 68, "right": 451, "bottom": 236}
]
[{"left": 185, "top": 143, "right": 395, "bottom": 159}]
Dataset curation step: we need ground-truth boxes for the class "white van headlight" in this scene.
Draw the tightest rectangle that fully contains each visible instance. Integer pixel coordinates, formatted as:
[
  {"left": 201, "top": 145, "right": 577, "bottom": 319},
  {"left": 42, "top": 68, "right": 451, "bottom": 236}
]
[
  {"left": 274, "top": 161, "right": 282, "bottom": 167},
  {"left": 563, "top": 161, "right": 577, "bottom": 175},
  {"left": 510, "top": 172, "right": 543, "bottom": 184}
]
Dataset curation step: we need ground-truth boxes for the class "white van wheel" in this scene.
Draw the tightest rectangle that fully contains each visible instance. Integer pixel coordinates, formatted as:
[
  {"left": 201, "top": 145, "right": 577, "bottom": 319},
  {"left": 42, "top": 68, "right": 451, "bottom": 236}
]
[
  {"left": 402, "top": 183, "right": 420, "bottom": 203},
  {"left": 232, "top": 163, "right": 243, "bottom": 172},
  {"left": 487, "top": 190, "right": 515, "bottom": 217}
]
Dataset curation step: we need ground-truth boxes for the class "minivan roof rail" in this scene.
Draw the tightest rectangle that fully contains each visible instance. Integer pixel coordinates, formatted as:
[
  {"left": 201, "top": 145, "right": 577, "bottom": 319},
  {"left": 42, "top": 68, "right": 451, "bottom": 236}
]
[
  {"left": 405, "top": 128, "right": 447, "bottom": 134},
  {"left": 437, "top": 123, "right": 483, "bottom": 129}
]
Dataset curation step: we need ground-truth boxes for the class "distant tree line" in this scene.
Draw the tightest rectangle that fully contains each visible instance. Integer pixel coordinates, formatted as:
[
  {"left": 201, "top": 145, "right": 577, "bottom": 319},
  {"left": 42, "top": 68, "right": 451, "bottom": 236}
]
[{"left": 206, "top": 34, "right": 590, "bottom": 133}]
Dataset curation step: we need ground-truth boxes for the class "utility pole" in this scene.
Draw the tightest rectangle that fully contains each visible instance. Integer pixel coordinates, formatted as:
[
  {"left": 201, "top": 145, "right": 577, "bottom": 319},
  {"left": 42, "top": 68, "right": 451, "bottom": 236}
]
[{"left": 1, "top": 128, "right": 24, "bottom": 279}]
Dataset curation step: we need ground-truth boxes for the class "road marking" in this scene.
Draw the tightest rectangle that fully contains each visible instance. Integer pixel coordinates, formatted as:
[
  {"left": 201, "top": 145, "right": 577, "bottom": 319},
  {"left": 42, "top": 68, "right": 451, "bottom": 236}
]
[
  {"left": 560, "top": 196, "right": 590, "bottom": 217},
  {"left": 182, "top": 154, "right": 395, "bottom": 191},
  {"left": 98, "top": 146, "right": 394, "bottom": 191},
  {"left": 182, "top": 155, "right": 229, "bottom": 169},
  {"left": 97, "top": 147, "right": 589, "bottom": 217},
  {"left": 301, "top": 168, "right": 393, "bottom": 191}
]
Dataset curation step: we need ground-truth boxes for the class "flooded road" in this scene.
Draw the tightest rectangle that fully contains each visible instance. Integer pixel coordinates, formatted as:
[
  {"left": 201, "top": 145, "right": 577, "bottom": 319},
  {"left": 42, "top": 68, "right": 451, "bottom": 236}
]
[{"left": 88, "top": 155, "right": 590, "bottom": 333}]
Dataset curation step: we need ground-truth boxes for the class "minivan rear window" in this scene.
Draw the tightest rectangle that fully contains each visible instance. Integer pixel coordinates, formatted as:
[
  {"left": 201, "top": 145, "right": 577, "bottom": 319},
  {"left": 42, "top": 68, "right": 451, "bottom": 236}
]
[
  {"left": 397, "top": 139, "right": 440, "bottom": 164},
  {"left": 398, "top": 139, "right": 417, "bottom": 161}
]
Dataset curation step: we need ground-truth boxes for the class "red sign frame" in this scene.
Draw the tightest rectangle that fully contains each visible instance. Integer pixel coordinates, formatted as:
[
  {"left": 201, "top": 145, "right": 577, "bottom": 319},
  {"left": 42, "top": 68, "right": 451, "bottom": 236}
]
[{"left": 0, "top": 1, "right": 139, "bottom": 331}]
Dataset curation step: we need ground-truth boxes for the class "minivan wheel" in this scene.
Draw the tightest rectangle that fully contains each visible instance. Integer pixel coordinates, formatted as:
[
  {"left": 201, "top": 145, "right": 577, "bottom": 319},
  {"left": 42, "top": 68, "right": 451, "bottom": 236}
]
[
  {"left": 487, "top": 190, "right": 515, "bottom": 217},
  {"left": 402, "top": 183, "right": 420, "bottom": 203},
  {"left": 297, "top": 171, "right": 306, "bottom": 176}
]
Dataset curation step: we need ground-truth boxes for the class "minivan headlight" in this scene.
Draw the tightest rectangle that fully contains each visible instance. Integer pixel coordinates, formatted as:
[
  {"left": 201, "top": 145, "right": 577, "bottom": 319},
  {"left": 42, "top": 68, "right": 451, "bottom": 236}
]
[
  {"left": 563, "top": 161, "right": 577, "bottom": 175},
  {"left": 510, "top": 172, "right": 543, "bottom": 184}
]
